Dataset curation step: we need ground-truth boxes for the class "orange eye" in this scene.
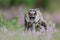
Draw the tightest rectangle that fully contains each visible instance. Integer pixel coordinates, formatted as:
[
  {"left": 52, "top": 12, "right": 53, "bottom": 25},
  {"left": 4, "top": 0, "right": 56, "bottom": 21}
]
[{"left": 34, "top": 13, "right": 37, "bottom": 16}]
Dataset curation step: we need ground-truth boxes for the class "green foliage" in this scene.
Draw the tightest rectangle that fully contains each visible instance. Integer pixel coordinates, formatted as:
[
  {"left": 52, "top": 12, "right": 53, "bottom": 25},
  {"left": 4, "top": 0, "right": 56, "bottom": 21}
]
[
  {"left": 0, "top": 0, "right": 11, "bottom": 7},
  {"left": 14, "top": 0, "right": 23, "bottom": 6},
  {"left": 23, "top": 0, "right": 35, "bottom": 6},
  {"left": 0, "top": 16, "right": 22, "bottom": 31},
  {"left": 11, "top": 16, "right": 18, "bottom": 25},
  {"left": 0, "top": 0, "right": 35, "bottom": 7}
]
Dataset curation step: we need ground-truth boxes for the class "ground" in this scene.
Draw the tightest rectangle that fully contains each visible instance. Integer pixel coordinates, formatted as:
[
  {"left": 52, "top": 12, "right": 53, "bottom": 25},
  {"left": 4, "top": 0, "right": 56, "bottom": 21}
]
[{"left": 0, "top": 26, "right": 60, "bottom": 40}]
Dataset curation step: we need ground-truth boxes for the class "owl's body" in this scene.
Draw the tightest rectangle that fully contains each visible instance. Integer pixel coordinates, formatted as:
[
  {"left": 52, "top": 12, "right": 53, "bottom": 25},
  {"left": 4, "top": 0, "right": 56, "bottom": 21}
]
[{"left": 24, "top": 8, "right": 47, "bottom": 31}]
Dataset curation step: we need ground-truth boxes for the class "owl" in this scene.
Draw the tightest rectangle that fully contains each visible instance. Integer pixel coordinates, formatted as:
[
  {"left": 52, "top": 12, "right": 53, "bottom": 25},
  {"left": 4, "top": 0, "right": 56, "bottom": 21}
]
[{"left": 24, "top": 8, "right": 47, "bottom": 31}]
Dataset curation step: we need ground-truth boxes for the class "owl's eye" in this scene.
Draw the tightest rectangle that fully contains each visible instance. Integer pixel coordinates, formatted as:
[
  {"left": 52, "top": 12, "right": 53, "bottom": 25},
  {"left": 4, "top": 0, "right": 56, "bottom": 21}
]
[{"left": 34, "top": 12, "right": 37, "bottom": 16}]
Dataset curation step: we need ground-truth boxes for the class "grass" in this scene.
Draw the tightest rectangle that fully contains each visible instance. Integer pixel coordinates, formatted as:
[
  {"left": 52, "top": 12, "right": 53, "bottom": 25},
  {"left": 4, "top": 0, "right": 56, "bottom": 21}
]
[
  {"left": 0, "top": 15, "right": 60, "bottom": 40},
  {"left": 0, "top": 28, "right": 60, "bottom": 40}
]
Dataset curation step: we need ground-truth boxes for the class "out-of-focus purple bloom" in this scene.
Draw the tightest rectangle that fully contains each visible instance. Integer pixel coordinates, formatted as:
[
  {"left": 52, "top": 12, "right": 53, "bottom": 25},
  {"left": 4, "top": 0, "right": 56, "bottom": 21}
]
[{"left": 18, "top": 5, "right": 24, "bottom": 25}]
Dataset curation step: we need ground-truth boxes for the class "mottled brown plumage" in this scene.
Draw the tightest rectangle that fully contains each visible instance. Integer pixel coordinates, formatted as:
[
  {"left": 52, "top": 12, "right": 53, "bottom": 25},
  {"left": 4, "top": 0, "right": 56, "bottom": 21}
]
[{"left": 24, "top": 8, "right": 47, "bottom": 31}]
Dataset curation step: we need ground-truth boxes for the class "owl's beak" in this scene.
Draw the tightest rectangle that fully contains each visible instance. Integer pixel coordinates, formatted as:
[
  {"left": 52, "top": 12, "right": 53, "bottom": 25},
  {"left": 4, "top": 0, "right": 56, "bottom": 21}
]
[{"left": 29, "top": 17, "right": 35, "bottom": 19}]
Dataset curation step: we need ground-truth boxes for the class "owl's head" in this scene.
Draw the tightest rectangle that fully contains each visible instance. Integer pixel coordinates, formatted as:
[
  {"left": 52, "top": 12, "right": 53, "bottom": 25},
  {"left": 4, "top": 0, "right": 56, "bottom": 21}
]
[{"left": 28, "top": 8, "right": 39, "bottom": 20}]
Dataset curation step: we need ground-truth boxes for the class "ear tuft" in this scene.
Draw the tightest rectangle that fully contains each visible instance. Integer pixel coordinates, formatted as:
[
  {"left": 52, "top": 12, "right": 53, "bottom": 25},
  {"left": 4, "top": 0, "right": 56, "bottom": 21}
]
[
  {"left": 36, "top": 8, "right": 40, "bottom": 10},
  {"left": 35, "top": 8, "right": 40, "bottom": 12}
]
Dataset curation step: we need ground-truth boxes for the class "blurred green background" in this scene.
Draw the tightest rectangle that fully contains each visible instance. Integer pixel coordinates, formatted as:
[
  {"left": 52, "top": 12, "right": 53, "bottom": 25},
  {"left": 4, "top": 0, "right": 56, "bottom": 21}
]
[
  {"left": 0, "top": 0, "right": 60, "bottom": 40},
  {"left": 0, "top": 0, "right": 60, "bottom": 11},
  {"left": 0, "top": 0, "right": 60, "bottom": 28}
]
